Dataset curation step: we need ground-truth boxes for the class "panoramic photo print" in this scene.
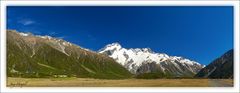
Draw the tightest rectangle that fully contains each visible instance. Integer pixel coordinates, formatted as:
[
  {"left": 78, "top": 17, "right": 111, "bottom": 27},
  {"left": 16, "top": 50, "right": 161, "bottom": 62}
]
[{"left": 6, "top": 6, "right": 233, "bottom": 87}]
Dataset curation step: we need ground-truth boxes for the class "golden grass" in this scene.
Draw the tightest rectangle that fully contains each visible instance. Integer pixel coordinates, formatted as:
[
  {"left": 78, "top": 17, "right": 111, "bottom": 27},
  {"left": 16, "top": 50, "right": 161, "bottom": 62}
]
[{"left": 7, "top": 77, "right": 233, "bottom": 87}]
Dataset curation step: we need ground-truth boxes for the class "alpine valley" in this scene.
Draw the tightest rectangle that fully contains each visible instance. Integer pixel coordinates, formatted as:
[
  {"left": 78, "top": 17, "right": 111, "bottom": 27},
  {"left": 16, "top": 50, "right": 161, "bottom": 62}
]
[{"left": 7, "top": 30, "right": 233, "bottom": 79}]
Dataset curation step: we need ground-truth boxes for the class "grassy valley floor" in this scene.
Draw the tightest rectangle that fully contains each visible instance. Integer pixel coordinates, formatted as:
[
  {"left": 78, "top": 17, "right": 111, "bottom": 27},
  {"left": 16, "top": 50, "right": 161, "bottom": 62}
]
[{"left": 7, "top": 77, "right": 233, "bottom": 87}]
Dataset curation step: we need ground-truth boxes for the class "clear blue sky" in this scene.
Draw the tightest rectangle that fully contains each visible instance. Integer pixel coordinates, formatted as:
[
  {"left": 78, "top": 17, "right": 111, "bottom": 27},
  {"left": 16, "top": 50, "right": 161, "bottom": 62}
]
[{"left": 7, "top": 6, "right": 233, "bottom": 65}]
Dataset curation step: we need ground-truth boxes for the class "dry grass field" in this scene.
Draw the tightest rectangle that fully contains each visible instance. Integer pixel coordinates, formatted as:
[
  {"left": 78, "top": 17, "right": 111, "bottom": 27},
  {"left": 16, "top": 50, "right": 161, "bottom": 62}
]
[{"left": 7, "top": 77, "right": 233, "bottom": 87}]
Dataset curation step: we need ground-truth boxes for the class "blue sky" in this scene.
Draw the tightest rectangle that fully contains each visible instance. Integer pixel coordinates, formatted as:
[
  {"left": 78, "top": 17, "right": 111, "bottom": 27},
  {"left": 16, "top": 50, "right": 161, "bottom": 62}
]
[{"left": 7, "top": 6, "right": 233, "bottom": 65}]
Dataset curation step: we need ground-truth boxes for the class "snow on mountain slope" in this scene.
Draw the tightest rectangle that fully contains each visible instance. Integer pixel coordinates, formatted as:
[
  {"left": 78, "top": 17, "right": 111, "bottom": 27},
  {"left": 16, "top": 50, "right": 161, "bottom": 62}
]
[{"left": 99, "top": 43, "right": 204, "bottom": 76}]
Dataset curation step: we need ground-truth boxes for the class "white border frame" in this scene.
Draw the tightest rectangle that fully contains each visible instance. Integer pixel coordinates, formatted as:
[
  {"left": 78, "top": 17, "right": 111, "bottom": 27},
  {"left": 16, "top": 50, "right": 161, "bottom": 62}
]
[{"left": 1, "top": 1, "right": 239, "bottom": 93}]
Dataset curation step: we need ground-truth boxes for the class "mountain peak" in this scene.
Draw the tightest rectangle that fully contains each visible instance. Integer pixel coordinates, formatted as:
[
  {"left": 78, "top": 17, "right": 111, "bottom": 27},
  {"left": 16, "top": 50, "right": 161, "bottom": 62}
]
[
  {"left": 108, "top": 42, "right": 121, "bottom": 47},
  {"left": 99, "top": 42, "right": 122, "bottom": 53},
  {"left": 142, "top": 48, "right": 152, "bottom": 53}
]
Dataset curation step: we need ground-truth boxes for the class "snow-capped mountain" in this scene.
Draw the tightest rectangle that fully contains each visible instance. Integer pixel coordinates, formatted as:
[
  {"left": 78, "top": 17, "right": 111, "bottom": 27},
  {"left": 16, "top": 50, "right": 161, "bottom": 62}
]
[{"left": 99, "top": 43, "right": 204, "bottom": 77}]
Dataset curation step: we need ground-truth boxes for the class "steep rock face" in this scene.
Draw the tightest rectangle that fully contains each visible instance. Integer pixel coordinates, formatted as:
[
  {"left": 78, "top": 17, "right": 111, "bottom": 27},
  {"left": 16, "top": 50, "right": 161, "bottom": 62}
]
[
  {"left": 7, "top": 30, "right": 132, "bottom": 79},
  {"left": 99, "top": 43, "right": 204, "bottom": 77},
  {"left": 195, "top": 49, "right": 233, "bottom": 79}
]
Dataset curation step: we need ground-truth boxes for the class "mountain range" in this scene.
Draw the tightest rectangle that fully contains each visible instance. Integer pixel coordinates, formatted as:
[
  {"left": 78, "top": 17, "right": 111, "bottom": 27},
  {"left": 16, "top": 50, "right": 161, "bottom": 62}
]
[
  {"left": 7, "top": 30, "right": 233, "bottom": 79},
  {"left": 99, "top": 43, "right": 204, "bottom": 78}
]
